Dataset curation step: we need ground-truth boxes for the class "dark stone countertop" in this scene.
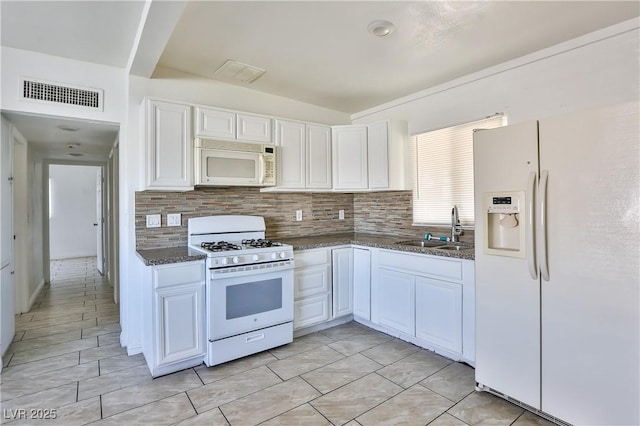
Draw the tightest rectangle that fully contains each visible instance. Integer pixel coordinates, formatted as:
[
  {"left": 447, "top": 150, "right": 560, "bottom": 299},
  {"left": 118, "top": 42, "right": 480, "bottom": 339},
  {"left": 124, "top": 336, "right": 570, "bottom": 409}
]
[
  {"left": 136, "top": 233, "right": 475, "bottom": 266},
  {"left": 136, "top": 246, "right": 207, "bottom": 266},
  {"left": 280, "top": 232, "right": 475, "bottom": 261}
]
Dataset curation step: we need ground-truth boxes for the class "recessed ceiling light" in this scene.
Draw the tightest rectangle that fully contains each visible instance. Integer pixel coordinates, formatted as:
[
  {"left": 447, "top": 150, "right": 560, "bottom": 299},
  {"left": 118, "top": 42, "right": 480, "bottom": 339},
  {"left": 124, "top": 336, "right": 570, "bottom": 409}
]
[
  {"left": 67, "top": 143, "right": 80, "bottom": 149},
  {"left": 214, "top": 60, "right": 266, "bottom": 83},
  {"left": 57, "top": 125, "right": 80, "bottom": 132},
  {"left": 368, "top": 20, "right": 395, "bottom": 37},
  {"left": 68, "top": 153, "right": 84, "bottom": 157}
]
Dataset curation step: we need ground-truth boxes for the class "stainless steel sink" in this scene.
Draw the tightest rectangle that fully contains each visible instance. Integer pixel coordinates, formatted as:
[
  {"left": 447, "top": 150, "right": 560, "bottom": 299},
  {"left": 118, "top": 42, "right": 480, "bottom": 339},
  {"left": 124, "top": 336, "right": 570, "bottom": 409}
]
[
  {"left": 395, "top": 240, "right": 448, "bottom": 248},
  {"left": 395, "top": 240, "right": 474, "bottom": 251}
]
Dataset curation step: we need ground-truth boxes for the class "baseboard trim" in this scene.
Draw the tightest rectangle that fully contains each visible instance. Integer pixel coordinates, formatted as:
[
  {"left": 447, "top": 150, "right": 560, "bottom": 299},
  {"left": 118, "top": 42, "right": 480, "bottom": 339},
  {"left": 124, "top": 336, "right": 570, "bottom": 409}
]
[{"left": 26, "top": 279, "right": 46, "bottom": 312}]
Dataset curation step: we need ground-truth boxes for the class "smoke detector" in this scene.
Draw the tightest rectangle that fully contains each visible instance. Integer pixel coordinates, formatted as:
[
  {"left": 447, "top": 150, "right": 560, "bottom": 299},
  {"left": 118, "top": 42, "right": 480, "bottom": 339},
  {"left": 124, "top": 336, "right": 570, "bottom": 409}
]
[{"left": 368, "top": 20, "right": 395, "bottom": 37}]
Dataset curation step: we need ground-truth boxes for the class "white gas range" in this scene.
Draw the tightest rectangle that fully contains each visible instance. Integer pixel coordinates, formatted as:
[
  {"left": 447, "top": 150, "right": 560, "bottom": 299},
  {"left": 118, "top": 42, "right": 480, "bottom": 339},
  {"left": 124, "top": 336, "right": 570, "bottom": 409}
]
[{"left": 188, "top": 215, "right": 294, "bottom": 367}]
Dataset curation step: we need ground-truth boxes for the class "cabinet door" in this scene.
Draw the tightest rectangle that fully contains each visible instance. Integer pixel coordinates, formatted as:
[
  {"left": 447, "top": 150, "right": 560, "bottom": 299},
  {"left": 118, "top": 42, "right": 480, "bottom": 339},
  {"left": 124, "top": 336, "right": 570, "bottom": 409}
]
[
  {"left": 237, "top": 113, "right": 272, "bottom": 143},
  {"left": 146, "top": 100, "right": 192, "bottom": 190},
  {"left": 353, "top": 248, "right": 371, "bottom": 320},
  {"left": 332, "top": 125, "right": 368, "bottom": 190},
  {"left": 415, "top": 277, "right": 462, "bottom": 353},
  {"left": 295, "top": 264, "right": 331, "bottom": 299},
  {"left": 154, "top": 283, "right": 205, "bottom": 366},
  {"left": 306, "top": 124, "right": 332, "bottom": 189},
  {"left": 372, "top": 267, "right": 415, "bottom": 335},
  {"left": 195, "top": 107, "right": 236, "bottom": 139},
  {"left": 332, "top": 248, "right": 354, "bottom": 318},
  {"left": 294, "top": 294, "right": 331, "bottom": 330},
  {"left": 367, "top": 121, "right": 390, "bottom": 189},
  {"left": 276, "top": 120, "right": 306, "bottom": 189}
]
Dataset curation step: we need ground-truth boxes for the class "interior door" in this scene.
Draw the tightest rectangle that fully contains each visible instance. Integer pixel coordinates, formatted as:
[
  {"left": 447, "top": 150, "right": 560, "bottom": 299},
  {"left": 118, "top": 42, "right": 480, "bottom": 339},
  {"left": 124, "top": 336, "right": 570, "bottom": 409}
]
[
  {"left": 1, "top": 117, "right": 15, "bottom": 357},
  {"left": 539, "top": 101, "right": 639, "bottom": 425},
  {"left": 96, "top": 168, "right": 103, "bottom": 274}
]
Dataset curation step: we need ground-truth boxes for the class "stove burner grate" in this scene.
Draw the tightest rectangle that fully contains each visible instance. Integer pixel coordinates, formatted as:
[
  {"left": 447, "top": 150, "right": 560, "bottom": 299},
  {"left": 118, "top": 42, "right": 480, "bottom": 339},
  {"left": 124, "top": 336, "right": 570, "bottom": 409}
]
[
  {"left": 242, "top": 238, "right": 284, "bottom": 248},
  {"left": 201, "top": 241, "right": 242, "bottom": 252}
]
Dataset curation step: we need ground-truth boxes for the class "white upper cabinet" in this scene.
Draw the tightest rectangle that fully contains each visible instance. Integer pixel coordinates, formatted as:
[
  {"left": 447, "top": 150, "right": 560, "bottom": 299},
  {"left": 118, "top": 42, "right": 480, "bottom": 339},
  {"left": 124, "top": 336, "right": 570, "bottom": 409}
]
[
  {"left": 306, "top": 124, "right": 332, "bottom": 189},
  {"left": 237, "top": 113, "right": 272, "bottom": 143},
  {"left": 275, "top": 119, "right": 306, "bottom": 189},
  {"left": 195, "top": 106, "right": 272, "bottom": 144},
  {"left": 144, "top": 99, "right": 193, "bottom": 191},
  {"left": 332, "top": 125, "right": 368, "bottom": 190},
  {"left": 332, "top": 121, "right": 410, "bottom": 191},
  {"left": 367, "top": 121, "right": 391, "bottom": 189},
  {"left": 275, "top": 119, "right": 331, "bottom": 190},
  {"left": 195, "top": 107, "right": 235, "bottom": 140}
]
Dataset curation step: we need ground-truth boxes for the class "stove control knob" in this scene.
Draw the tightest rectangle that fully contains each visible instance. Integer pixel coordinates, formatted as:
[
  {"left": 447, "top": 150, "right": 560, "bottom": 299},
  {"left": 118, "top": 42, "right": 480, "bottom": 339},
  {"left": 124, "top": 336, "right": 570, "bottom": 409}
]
[
  {"left": 270, "top": 252, "right": 277, "bottom": 260},
  {"left": 232, "top": 256, "right": 240, "bottom": 264},
  {"left": 221, "top": 258, "right": 229, "bottom": 265},
  {"left": 252, "top": 254, "right": 260, "bottom": 261},
  {"left": 279, "top": 252, "right": 286, "bottom": 259}
]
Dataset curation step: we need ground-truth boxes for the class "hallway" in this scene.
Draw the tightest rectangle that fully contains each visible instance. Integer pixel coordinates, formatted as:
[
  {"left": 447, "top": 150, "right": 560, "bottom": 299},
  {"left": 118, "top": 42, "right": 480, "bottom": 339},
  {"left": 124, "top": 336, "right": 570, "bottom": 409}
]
[{"left": 1, "top": 257, "right": 128, "bottom": 423}]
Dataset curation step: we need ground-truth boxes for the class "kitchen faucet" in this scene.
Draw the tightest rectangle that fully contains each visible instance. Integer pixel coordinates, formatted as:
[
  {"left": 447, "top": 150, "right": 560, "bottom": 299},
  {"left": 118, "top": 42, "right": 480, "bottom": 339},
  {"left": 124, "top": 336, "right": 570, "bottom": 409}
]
[{"left": 451, "top": 205, "right": 462, "bottom": 243}]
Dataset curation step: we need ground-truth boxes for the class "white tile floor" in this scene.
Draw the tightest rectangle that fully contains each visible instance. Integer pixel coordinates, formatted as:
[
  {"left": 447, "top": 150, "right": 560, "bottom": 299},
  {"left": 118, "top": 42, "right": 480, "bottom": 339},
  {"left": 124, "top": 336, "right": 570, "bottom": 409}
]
[{"left": 1, "top": 257, "right": 554, "bottom": 425}]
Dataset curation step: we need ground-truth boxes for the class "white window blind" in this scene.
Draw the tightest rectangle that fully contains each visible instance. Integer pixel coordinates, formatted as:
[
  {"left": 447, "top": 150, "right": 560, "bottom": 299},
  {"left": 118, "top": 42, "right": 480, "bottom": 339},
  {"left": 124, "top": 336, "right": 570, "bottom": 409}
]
[{"left": 412, "top": 115, "right": 506, "bottom": 226}]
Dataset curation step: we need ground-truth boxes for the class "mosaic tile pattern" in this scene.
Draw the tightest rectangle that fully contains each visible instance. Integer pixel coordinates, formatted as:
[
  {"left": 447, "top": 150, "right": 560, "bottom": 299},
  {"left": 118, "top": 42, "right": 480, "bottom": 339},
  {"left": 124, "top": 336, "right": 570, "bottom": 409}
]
[
  {"left": 135, "top": 188, "right": 473, "bottom": 250},
  {"left": 2, "top": 257, "right": 556, "bottom": 425}
]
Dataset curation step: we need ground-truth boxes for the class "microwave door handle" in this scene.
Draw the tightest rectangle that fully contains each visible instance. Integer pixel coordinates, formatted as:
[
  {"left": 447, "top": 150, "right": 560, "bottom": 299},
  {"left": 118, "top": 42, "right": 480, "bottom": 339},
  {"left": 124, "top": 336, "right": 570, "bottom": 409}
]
[{"left": 258, "top": 155, "right": 265, "bottom": 185}]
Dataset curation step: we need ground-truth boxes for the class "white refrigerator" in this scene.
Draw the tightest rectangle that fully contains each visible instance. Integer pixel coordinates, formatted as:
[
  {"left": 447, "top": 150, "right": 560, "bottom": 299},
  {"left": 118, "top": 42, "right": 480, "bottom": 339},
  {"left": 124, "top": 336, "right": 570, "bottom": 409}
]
[{"left": 473, "top": 101, "right": 639, "bottom": 426}]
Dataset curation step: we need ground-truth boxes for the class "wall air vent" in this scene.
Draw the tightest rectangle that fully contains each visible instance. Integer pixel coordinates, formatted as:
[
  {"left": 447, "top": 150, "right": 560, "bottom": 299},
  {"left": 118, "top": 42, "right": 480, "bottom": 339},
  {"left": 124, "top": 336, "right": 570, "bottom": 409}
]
[{"left": 20, "top": 78, "right": 103, "bottom": 111}]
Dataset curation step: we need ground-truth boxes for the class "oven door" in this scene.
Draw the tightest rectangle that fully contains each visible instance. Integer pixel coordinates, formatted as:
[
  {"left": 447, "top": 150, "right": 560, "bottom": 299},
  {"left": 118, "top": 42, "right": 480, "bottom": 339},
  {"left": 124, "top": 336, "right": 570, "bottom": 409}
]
[{"left": 208, "top": 266, "right": 293, "bottom": 341}]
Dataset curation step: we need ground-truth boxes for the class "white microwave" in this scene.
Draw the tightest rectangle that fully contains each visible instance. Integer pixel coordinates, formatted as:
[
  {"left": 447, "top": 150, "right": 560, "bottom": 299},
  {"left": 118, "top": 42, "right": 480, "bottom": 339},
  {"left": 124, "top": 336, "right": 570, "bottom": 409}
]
[{"left": 194, "top": 138, "right": 276, "bottom": 187}]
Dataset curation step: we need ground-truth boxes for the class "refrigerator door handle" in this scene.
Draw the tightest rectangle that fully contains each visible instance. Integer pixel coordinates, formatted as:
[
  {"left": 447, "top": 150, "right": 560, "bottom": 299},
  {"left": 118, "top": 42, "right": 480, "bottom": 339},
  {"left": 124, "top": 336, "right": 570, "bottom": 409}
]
[
  {"left": 527, "top": 171, "right": 538, "bottom": 280},
  {"left": 539, "top": 170, "right": 550, "bottom": 281}
]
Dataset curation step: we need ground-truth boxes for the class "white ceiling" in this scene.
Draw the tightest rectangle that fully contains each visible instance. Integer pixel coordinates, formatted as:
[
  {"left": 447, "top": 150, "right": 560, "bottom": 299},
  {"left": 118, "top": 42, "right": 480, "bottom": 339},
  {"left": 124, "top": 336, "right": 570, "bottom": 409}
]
[
  {"left": 1, "top": 1, "right": 638, "bottom": 160},
  {"left": 157, "top": 1, "right": 640, "bottom": 113},
  {"left": 2, "top": 112, "right": 119, "bottom": 162}
]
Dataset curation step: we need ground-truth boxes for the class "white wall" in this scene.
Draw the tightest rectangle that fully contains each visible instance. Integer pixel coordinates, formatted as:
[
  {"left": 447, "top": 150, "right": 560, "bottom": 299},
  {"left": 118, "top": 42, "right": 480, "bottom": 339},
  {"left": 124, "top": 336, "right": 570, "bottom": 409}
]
[
  {"left": 49, "top": 165, "right": 99, "bottom": 260},
  {"left": 352, "top": 21, "right": 640, "bottom": 133},
  {"left": 26, "top": 147, "right": 45, "bottom": 306}
]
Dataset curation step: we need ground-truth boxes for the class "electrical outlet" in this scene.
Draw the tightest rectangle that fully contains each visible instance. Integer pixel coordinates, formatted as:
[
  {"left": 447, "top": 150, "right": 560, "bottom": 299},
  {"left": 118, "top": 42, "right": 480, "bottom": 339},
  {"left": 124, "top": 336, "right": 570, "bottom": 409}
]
[
  {"left": 146, "top": 214, "right": 161, "bottom": 228},
  {"left": 167, "top": 213, "right": 181, "bottom": 227},
  {"left": 296, "top": 210, "right": 303, "bottom": 221},
  {"left": 339, "top": 209, "right": 345, "bottom": 220}
]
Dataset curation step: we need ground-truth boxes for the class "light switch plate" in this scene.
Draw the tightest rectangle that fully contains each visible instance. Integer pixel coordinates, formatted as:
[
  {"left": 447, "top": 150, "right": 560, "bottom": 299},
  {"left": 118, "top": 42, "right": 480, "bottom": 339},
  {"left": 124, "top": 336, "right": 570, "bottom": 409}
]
[
  {"left": 339, "top": 209, "right": 345, "bottom": 220},
  {"left": 146, "top": 214, "right": 161, "bottom": 228},
  {"left": 296, "top": 210, "right": 303, "bottom": 221},
  {"left": 167, "top": 213, "right": 181, "bottom": 227}
]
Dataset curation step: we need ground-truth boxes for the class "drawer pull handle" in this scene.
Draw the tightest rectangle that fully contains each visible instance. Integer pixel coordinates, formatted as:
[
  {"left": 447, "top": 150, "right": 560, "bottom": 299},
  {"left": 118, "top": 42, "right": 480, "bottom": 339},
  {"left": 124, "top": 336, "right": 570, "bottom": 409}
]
[{"left": 246, "top": 333, "right": 265, "bottom": 343}]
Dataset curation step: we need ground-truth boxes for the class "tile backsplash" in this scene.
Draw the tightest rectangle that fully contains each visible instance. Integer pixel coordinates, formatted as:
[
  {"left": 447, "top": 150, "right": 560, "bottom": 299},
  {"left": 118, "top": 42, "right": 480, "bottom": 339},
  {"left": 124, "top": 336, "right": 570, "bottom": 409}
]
[
  {"left": 135, "top": 188, "right": 353, "bottom": 250},
  {"left": 135, "top": 188, "right": 473, "bottom": 249}
]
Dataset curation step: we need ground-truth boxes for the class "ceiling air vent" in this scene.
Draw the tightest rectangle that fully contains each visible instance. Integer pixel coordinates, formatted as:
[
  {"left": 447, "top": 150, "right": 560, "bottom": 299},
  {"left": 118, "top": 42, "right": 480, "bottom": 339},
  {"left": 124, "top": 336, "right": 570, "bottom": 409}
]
[{"left": 20, "top": 78, "right": 103, "bottom": 111}]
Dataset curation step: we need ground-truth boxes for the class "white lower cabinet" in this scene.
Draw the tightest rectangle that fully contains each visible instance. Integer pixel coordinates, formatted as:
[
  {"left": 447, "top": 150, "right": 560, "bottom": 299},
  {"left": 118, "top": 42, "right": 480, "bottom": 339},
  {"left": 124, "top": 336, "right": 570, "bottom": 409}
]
[
  {"left": 332, "top": 247, "right": 353, "bottom": 318},
  {"left": 143, "top": 260, "right": 206, "bottom": 377},
  {"left": 373, "top": 267, "right": 415, "bottom": 335},
  {"left": 353, "top": 247, "right": 371, "bottom": 320},
  {"left": 415, "top": 276, "right": 462, "bottom": 353},
  {"left": 293, "top": 248, "right": 332, "bottom": 330},
  {"left": 292, "top": 245, "right": 474, "bottom": 364},
  {"left": 370, "top": 248, "right": 474, "bottom": 363}
]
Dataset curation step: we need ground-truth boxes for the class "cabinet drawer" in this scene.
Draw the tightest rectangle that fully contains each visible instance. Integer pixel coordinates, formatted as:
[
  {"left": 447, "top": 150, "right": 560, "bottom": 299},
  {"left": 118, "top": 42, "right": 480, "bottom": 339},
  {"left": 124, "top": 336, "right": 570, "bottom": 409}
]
[
  {"left": 294, "top": 248, "right": 331, "bottom": 268},
  {"left": 294, "top": 294, "right": 331, "bottom": 330},
  {"left": 153, "top": 262, "right": 205, "bottom": 288},
  {"left": 295, "top": 265, "right": 331, "bottom": 299},
  {"left": 376, "top": 250, "right": 463, "bottom": 281}
]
